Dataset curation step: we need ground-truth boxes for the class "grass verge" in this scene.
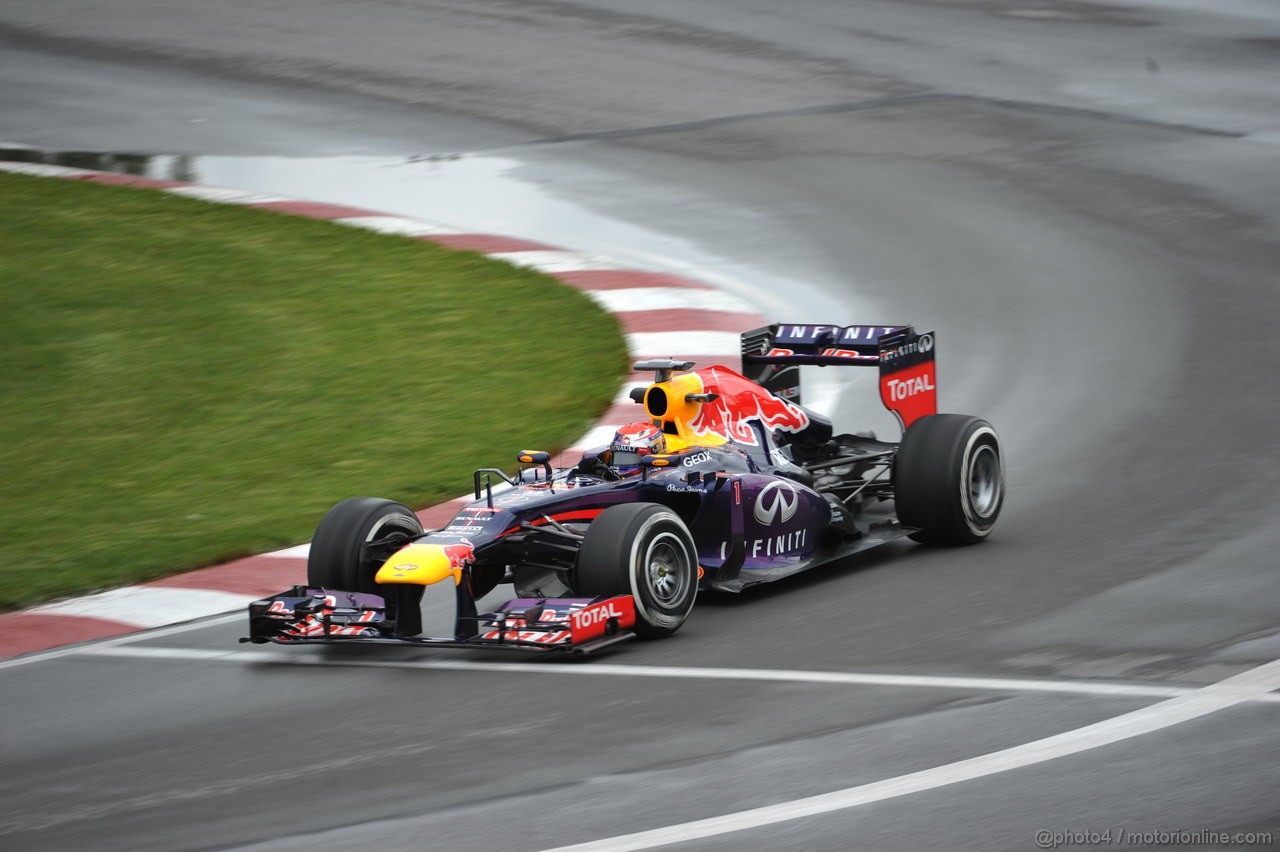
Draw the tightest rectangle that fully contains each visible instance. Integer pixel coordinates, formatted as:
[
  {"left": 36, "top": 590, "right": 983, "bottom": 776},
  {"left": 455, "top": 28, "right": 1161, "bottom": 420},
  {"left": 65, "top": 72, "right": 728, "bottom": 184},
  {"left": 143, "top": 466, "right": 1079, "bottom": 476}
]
[{"left": 0, "top": 172, "right": 627, "bottom": 609}]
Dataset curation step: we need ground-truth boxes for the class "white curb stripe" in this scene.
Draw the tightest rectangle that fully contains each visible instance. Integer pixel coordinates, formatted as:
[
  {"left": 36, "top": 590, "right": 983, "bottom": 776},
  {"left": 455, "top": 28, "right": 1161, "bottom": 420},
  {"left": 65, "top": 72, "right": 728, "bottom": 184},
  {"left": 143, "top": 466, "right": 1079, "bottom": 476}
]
[
  {"left": 489, "top": 250, "right": 644, "bottom": 273},
  {"left": 585, "top": 288, "right": 756, "bottom": 314},
  {"left": 0, "top": 614, "right": 245, "bottom": 671},
  {"left": 265, "top": 543, "right": 311, "bottom": 559},
  {"left": 30, "top": 587, "right": 256, "bottom": 628},
  {"left": 70, "top": 646, "right": 1206, "bottom": 700},
  {"left": 613, "top": 383, "right": 650, "bottom": 404},
  {"left": 0, "top": 162, "right": 98, "bottom": 178},
  {"left": 333, "top": 215, "right": 461, "bottom": 236},
  {"left": 626, "top": 331, "right": 742, "bottom": 357},
  {"left": 166, "top": 185, "right": 288, "bottom": 205}
]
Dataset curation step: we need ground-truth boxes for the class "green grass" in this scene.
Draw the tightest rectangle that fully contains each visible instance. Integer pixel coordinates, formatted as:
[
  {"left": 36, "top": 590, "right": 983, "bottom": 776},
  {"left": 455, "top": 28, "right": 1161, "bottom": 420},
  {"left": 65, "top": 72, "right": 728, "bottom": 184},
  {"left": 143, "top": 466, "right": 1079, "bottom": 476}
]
[{"left": 0, "top": 172, "right": 627, "bottom": 610}]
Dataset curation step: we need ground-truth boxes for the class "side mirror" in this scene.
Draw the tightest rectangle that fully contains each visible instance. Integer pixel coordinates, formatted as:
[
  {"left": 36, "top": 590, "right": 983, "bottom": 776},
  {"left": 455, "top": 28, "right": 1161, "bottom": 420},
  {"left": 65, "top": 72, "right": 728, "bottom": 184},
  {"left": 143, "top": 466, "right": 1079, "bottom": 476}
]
[
  {"left": 516, "top": 450, "right": 553, "bottom": 485},
  {"left": 639, "top": 454, "right": 672, "bottom": 481}
]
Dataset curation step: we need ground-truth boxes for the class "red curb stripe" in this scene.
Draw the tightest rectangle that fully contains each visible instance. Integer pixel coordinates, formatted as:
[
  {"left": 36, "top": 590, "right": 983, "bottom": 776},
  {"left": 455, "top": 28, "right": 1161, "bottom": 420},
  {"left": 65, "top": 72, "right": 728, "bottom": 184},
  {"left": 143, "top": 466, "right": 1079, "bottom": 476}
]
[
  {"left": 552, "top": 270, "right": 716, "bottom": 291},
  {"left": 551, "top": 449, "right": 586, "bottom": 468},
  {"left": 251, "top": 200, "right": 389, "bottom": 220},
  {"left": 144, "top": 556, "right": 306, "bottom": 597},
  {"left": 424, "top": 234, "right": 559, "bottom": 253},
  {"left": 417, "top": 501, "right": 466, "bottom": 530},
  {"left": 0, "top": 613, "right": 140, "bottom": 657},
  {"left": 616, "top": 310, "right": 767, "bottom": 333}
]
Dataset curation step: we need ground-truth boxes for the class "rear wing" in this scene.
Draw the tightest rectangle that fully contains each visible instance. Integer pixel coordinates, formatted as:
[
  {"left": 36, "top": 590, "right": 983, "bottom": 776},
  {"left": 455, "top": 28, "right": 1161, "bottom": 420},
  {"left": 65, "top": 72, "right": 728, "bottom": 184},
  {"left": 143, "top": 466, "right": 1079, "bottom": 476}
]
[{"left": 740, "top": 323, "right": 937, "bottom": 430}]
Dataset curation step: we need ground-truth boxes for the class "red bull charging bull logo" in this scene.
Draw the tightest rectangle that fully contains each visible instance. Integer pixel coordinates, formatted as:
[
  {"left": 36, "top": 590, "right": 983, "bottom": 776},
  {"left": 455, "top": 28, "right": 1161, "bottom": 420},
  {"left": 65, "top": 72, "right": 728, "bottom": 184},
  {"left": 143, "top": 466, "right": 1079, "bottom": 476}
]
[
  {"left": 442, "top": 542, "right": 475, "bottom": 567},
  {"left": 688, "top": 367, "right": 810, "bottom": 446}
]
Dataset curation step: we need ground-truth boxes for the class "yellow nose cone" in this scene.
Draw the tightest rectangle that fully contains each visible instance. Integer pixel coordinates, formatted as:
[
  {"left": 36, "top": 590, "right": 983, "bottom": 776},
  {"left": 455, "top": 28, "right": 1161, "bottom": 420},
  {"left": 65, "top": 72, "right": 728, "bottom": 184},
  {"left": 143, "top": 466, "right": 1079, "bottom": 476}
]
[{"left": 375, "top": 542, "right": 468, "bottom": 586}]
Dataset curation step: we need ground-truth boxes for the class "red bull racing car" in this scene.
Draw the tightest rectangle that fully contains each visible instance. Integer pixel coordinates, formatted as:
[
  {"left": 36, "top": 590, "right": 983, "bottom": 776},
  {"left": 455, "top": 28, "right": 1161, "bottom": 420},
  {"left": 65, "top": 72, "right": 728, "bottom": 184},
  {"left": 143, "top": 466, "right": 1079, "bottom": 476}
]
[{"left": 244, "top": 324, "right": 1004, "bottom": 653}]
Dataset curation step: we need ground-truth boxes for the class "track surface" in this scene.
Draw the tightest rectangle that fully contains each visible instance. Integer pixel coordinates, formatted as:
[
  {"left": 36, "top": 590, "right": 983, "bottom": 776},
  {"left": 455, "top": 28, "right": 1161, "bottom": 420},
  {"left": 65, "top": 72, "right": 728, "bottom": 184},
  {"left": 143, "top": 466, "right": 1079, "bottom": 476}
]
[{"left": 3, "top": 2, "right": 1280, "bottom": 849}]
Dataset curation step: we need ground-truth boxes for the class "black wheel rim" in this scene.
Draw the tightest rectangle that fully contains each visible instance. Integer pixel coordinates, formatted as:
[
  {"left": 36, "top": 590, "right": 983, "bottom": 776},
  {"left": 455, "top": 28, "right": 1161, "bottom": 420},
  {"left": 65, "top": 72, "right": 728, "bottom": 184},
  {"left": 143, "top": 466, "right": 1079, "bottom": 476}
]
[
  {"left": 968, "top": 443, "right": 1001, "bottom": 519},
  {"left": 644, "top": 530, "right": 693, "bottom": 608}
]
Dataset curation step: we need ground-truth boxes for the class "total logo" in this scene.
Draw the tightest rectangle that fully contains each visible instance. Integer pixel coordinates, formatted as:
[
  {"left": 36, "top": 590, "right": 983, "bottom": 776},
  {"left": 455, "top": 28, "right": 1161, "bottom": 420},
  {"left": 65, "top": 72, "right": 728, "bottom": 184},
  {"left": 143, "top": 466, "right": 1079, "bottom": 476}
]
[
  {"left": 570, "top": 601, "right": 625, "bottom": 631},
  {"left": 753, "top": 480, "right": 799, "bottom": 525},
  {"left": 885, "top": 374, "right": 936, "bottom": 401}
]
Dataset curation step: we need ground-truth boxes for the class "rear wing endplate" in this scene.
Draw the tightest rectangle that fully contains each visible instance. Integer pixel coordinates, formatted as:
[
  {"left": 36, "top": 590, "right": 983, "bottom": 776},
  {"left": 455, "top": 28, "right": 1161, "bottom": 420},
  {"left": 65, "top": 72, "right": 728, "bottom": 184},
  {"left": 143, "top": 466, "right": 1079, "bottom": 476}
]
[{"left": 740, "top": 323, "right": 938, "bottom": 430}]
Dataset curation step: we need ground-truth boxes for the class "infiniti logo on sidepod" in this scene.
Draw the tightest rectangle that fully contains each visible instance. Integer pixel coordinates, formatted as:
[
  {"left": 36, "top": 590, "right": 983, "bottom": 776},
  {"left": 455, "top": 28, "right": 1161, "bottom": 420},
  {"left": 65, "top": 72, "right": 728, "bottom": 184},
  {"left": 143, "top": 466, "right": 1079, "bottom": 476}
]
[{"left": 753, "top": 480, "right": 799, "bottom": 525}]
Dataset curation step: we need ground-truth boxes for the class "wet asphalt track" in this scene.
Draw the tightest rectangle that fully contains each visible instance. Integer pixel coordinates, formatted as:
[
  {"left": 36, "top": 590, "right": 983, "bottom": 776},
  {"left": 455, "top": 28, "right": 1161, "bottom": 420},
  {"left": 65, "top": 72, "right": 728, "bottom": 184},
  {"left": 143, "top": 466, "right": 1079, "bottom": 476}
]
[{"left": 3, "top": 2, "right": 1280, "bottom": 849}]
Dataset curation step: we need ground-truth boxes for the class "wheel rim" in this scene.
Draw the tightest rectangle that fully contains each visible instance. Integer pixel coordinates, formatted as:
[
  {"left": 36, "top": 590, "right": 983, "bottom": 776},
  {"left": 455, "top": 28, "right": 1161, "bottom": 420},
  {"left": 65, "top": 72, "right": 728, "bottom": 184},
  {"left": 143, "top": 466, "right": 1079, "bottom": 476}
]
[
  {"left": 361, "top": 512, "right": 422, "bottom": 569},
  {"left": 645, "top": 531, "right": 692, "bottom": 607},
  {"left": 968, "top": 444, "right": 1001, "bottom": 519}
]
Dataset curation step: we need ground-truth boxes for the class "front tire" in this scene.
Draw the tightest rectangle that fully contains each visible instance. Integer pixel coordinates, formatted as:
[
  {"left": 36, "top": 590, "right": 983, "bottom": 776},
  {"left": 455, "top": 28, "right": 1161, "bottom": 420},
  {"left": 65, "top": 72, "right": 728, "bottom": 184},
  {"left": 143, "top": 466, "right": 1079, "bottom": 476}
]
[
  {"left": 894, "top": 414, "right": 1004, "bottom": 545},
  {"left": 575, "top": 504, "right": 698, "bottom": 639},
  {"left": 307, "top": 497, "right": 425, "bottom": 634}
]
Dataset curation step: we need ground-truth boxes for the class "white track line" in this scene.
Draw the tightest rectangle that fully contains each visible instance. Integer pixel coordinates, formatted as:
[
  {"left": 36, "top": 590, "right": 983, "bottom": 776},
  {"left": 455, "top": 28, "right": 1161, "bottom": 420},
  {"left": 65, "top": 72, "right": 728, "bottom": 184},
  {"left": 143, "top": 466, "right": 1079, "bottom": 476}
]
[
  {"left": 527, "top": 658, "right": 1280, "bottom": 852},
  {"left": 0, "top": 613, "right": 243, "bottom": 671},
  {"left": 67, "top": 645, "right": 1280, "bottom": 706},
  {"left": 13, "top": 646, "right": 1280, "bottom": 850}
]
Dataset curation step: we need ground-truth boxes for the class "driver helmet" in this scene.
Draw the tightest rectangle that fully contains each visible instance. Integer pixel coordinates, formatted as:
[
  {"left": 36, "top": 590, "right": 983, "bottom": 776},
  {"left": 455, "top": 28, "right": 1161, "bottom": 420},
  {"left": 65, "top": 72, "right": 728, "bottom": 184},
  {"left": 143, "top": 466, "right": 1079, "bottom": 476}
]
[{"left": 609, "top": 421, "right": 666, "bottom": 475}]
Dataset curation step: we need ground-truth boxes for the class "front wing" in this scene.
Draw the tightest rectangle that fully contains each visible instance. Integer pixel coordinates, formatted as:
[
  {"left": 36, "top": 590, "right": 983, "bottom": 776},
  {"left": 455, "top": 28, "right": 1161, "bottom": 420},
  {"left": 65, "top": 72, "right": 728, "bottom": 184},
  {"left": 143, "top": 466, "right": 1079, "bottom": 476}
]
[{"left": 242, "top": 586, "right": 638, "bottom": 654}]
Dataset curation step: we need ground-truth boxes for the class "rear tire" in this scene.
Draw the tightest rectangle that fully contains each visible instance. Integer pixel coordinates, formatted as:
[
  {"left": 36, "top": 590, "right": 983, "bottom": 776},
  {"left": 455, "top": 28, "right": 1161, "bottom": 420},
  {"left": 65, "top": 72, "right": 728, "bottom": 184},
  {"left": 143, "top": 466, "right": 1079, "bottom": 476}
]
[
  {"left": 894, "top": 415, "right": 1004, "bottom": 545},
  {"left": 307, "top": 497, "right": 425, "bottom": 634},
  {"left": 575, "top": 504, "right": 698, "bottom": 639}
]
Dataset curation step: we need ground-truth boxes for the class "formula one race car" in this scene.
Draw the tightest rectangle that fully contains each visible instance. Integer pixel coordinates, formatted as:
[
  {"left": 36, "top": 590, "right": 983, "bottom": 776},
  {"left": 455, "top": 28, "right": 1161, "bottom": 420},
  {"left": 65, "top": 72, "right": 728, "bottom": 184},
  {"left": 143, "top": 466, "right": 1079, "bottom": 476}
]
[{"left": 244, "top": 323, "right": 1004, "bottom": 653}]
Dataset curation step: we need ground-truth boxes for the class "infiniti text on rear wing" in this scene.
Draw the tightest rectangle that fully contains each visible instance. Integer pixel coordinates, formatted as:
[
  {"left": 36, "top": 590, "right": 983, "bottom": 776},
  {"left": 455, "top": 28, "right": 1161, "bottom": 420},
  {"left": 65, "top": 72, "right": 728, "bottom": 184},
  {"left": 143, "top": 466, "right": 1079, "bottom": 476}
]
[{"left": 740, "top": 323, "right": 937, "bottom": 430}]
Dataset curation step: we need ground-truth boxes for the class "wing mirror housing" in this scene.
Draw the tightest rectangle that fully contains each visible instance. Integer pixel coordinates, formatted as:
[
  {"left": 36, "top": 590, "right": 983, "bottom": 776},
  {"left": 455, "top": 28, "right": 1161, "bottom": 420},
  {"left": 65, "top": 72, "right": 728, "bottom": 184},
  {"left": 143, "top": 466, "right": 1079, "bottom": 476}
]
[{"left": 516, "top": 450, "right": 553, "bottom": 484}]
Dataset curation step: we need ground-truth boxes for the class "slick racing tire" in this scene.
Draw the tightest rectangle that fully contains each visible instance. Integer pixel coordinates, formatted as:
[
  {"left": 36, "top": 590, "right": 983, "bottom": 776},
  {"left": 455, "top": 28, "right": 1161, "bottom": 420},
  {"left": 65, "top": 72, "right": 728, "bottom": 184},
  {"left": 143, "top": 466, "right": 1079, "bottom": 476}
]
[
  {"left": 307, "top": 497, "right": 425, "bottom": 634},
  {"left": 894, "top": 414, "right": 1004, "bottom": 545},
  {"left": 575, "top": 503, "right": 698, "bottom": 639}
]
